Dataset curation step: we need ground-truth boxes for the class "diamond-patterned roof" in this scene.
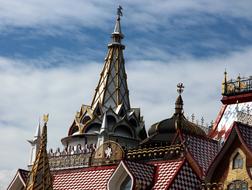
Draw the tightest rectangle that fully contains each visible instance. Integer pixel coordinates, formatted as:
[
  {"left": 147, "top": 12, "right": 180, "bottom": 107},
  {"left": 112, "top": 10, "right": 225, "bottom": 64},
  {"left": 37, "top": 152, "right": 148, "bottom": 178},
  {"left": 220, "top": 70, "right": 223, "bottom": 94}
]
[
  {"left": 123, "top": 160, "right": 155, "bottom": 189},
  {"left": 237, "top": 122, "right": 252, "bottom": 151},
  {"left": 184, "top": 134, "right": 219, "bottom": 174},
  {"left": 53, "top": 166, "right": 116, "bottom": 190},
  {"left": 169, "top": 161, "right": 201, "bottom": 190},
  {"left": 91, "top": 15, "right": 130, "bottom": 112}
]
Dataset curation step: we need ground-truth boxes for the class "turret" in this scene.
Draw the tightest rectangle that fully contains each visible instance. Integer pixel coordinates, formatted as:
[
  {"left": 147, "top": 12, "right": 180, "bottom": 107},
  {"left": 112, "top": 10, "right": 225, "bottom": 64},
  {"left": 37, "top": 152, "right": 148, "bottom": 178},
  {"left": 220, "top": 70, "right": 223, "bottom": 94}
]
[{"left": 210, "top": 72, "right": 252, "bottom": 141}]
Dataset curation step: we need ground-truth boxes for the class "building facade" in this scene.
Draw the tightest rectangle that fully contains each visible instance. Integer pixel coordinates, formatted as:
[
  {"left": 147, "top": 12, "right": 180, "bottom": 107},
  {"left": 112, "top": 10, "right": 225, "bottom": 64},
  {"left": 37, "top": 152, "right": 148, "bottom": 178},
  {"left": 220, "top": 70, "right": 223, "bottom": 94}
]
[{"left": 7, "top": 7, "right": 252, "bottom": 190}]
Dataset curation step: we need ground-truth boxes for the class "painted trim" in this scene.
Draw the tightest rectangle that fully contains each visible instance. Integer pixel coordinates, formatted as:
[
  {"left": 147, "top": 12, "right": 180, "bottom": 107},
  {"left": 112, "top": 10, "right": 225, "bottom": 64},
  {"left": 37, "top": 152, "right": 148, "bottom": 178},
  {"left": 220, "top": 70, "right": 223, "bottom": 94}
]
[{"left": 107, "top": 161, "right": 134, "bottom": 190}]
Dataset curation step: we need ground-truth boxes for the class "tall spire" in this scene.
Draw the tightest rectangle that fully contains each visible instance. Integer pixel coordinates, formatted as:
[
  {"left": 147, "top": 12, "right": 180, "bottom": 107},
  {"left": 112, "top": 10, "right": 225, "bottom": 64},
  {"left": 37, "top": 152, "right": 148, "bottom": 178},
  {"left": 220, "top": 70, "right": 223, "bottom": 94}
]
[
  {"left": 27, "top": 122, "right": 41, "bottom": 168},
  {"left": 26, "top": 114, "right": 53, "bottom": 190},
  {"left": 91, "top": 5, "right": 130, "bottom": 112}
]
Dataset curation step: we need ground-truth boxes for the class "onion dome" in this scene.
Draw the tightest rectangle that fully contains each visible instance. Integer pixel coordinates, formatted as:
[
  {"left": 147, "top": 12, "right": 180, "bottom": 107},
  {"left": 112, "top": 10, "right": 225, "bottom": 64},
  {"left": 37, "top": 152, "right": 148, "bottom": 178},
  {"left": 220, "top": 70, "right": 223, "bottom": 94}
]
[{"left": 148, "top": 83, "right": 206, "bottom": 138}]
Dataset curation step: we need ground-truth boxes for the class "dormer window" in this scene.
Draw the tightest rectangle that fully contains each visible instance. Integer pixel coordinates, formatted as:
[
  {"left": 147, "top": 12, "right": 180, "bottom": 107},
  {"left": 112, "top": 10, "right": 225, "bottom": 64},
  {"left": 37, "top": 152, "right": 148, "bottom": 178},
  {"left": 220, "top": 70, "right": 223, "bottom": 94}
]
[{"left": 233, "top": 153, "right": 243, "bottom": 169}]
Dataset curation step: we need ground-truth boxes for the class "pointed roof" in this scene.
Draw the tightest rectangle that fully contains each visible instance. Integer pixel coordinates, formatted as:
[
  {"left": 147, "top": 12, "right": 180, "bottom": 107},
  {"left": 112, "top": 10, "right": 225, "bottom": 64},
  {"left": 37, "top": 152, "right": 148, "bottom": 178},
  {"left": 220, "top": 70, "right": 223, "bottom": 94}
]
[
  {"left": 7, "top": 169, "right": 29, "bottom": 190},
  {"left": 26, "top": 119, "right": 53, "bottom": 190},
  {"left": 91, "top": 6, "right": 130, "bottom": 112},
  {"left": 27, "top": 123, "right": 41, "bottom": 145},
  {"left": 148, "top": 83, "right": 206, "bottom": 138},
  {"left": 206, "top": 121, "right": 252, "bottom": 181}
]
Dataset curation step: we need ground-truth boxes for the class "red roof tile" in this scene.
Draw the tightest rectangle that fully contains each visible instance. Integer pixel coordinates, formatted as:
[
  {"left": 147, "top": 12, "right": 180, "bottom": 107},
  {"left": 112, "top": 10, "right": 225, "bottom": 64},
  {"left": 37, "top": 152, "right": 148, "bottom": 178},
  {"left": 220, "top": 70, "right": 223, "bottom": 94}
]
[
  {"left": 151, "top": 159, "right": 183, "bottom": 190},
  {"left": 52, "top": 166, "right": 116, "bottom": 190}
]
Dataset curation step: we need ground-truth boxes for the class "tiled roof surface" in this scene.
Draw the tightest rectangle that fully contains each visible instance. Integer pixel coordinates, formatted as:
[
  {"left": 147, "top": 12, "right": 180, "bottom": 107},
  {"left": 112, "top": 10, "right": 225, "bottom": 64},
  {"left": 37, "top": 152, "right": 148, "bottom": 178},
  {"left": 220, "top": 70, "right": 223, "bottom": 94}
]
[
  {"left": 123, "top": 160, "right": 155, "bottom": 189},
  {"left": 151, "top": 160, "right": 183, "bottom": 190},
  {"left": 53, "top": 166, "right": 116, "bottom": 190},
  {"left": 237, "top": 123, "right": 252, "bottom": 151},
  {"left": 169, "top": 161, "right": 201, "bottom": 190},
  {"left": 185, "top": 134, "right": 219, "bottom": 174}
]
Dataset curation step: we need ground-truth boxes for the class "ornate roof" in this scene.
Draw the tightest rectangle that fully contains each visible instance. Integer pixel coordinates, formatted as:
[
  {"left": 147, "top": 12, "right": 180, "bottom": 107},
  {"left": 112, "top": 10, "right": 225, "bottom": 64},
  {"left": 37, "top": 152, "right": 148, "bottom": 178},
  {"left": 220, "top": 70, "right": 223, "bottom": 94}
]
[
  {"left": 148, "top": 84, "right": 206, "bottom": 142},
  {"left": 53, "top": 166, "right": 116, "bottom": 190},
  {"left": 91, "top": 8, "right": 130, "bottom": 112},
  {"left": 148, "top": 114, "right": 206, "bottom": 137},
  {"left": 26, "top": 118, "right": 53, "bottom": 190},
  {"left": 151, "top": 159, "right": 201, "bottom": 190},
  {"left": 121, "top": 160, "right": 155, "bottom": 189},
  {"left": 183, "top": 134, "right": 219, "bottom": 175},
  {"left": 64, "top": 7, "right": 147, "bottom": 146}
]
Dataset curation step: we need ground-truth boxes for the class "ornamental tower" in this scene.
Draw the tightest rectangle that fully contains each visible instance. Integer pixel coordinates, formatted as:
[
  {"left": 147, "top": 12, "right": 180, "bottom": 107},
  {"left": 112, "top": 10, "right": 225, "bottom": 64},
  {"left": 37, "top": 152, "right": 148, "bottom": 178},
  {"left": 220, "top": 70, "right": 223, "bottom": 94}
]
[
  {"left": 26, "top": 115, "right": 53, "bottom": 190},
  {"left": 210, "top": 72, "right": 252, "bottom": 141},
  {"left": 61, "top": 6, "right": 147, "bottom": 149}
]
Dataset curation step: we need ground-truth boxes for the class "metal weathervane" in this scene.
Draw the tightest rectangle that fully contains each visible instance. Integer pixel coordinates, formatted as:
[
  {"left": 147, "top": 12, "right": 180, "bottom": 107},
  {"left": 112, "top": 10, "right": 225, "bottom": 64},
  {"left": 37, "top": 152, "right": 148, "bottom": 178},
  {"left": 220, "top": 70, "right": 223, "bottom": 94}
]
[{"left": 117, "top": 5, "right": 123, "bottom": 17}]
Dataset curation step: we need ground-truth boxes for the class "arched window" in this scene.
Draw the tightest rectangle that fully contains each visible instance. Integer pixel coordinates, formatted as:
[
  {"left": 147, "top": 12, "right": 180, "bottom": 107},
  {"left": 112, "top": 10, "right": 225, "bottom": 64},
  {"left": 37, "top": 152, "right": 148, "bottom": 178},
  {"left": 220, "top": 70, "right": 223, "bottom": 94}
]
[
  {"left": 233, "top": 153, "right": 243, "bottom": 169},
  {"left": 120, "top": 175, "right": 132, "bottom": 190},
  {"left": 228, "top": 180, "right": 248, "bottom": 190}
]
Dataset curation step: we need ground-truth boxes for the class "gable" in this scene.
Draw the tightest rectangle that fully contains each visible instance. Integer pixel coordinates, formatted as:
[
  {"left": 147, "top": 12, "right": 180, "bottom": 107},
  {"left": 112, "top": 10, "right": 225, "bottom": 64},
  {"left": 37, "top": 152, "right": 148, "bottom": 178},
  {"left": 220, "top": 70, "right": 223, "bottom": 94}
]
[{"left": 206, "top": 122, "right": 252, "bottom": 182}]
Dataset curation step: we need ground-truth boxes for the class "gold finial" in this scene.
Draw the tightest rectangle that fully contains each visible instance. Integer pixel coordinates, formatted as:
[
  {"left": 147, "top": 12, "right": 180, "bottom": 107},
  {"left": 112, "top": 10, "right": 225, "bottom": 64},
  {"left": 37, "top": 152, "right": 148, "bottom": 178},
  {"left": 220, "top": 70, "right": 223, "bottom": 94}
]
[{"left": 43, "top": 114, "right": 49, "bottom": 124}]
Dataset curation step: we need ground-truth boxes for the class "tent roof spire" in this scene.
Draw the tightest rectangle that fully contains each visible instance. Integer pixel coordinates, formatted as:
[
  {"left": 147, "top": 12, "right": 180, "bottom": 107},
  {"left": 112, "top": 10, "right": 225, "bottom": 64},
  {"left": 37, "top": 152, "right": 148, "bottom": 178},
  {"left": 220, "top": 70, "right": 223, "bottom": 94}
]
[
  {"left": 91, "top": 6, "right": 130, "bottom": 112},
  {"left": 26, "top": 114, "right": 53, "bottom": 190}
]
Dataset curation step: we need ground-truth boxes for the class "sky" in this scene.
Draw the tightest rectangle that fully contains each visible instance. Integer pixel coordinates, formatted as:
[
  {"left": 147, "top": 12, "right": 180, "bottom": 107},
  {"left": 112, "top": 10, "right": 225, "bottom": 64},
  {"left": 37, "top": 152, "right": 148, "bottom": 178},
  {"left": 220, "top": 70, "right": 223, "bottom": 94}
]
[{"left": 1, "top": 0, "right": 252, "bottom": 189}]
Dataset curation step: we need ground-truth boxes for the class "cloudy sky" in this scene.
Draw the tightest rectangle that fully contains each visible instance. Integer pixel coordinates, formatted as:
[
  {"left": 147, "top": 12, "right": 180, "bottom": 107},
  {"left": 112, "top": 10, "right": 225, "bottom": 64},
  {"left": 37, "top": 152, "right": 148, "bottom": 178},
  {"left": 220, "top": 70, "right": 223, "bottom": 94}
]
[{"left": 1, "top": 0, "right": 252, "bottom": 188}]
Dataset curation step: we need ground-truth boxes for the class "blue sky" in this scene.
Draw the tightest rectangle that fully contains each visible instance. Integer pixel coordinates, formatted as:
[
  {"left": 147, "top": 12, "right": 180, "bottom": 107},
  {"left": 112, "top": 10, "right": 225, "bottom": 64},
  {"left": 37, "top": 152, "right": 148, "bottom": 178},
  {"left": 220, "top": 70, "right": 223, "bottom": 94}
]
[{"left": 1, "top": 1, "right": 252, "bottom": 189}]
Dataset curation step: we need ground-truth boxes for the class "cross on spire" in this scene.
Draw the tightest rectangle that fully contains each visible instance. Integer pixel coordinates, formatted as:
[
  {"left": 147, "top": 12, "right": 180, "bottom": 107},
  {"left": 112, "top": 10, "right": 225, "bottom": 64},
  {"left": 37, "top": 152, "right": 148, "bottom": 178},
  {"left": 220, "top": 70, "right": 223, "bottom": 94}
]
[{"left": 177, "top": 83, "right": 184, "bottom": 95}]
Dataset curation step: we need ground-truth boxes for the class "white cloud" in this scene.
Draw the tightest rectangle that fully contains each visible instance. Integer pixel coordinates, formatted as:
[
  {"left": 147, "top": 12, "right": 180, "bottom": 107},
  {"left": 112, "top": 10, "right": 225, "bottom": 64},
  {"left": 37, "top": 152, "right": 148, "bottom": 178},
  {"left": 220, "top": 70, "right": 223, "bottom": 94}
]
[
  {"left": 1, "top": 47, "right": 252, "bottom": 188},
  {"left": 0, "top": 0, "right": 251, "bottom": 32}
]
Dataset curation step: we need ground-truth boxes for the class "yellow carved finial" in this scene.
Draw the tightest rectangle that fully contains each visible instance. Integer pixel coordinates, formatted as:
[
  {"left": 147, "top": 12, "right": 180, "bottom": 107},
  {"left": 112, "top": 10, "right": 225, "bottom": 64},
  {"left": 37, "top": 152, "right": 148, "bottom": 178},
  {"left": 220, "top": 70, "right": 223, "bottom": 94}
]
[{"left": 43, "top": 114, "right": 49, "bottom": 124}]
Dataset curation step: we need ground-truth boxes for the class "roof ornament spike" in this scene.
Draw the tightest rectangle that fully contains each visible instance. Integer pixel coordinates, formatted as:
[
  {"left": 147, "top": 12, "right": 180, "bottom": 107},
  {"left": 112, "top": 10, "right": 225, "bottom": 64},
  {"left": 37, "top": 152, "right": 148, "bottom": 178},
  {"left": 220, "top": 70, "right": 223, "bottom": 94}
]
[
  {"left": 26, "top": 113, "right": 53, "bottom": 190},
  {"left": 175, "top": 83, "right": 184, "bottom": 114},
  {"left": 191, "top": 113, "right": 195, "bottom": 123},
  {"left": 111, "top": 5, "right": 124, "bottom": 44},
  {"left": 117, "top": 5, "right": 123, "bottom": 18},
  {"left": 114, "top": 5, "right": 123, "bottom": 33},
  {"left": 222, "top": 69, "right": 228, "bottom": 95},
  {"left": 43, "top": 113, "right": 49, "bottom": 124}
]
